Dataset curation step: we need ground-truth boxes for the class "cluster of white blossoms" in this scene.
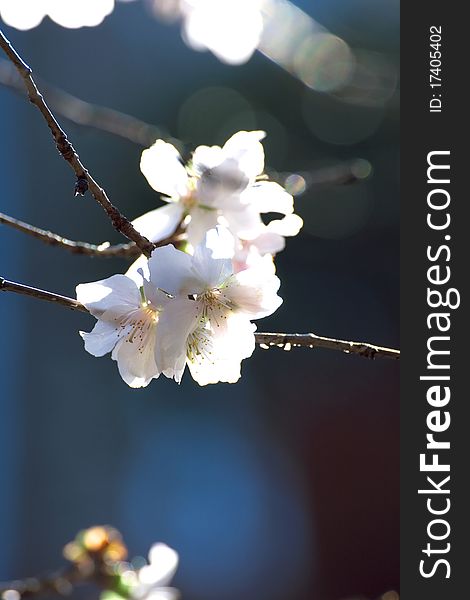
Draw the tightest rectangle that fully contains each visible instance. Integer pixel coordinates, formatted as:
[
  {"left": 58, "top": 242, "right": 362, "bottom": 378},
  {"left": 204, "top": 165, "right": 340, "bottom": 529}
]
[
  {"left": 77, "top": 131, "right": 301, "bottom": 388},
  {"left": 136, "top": 130, "right": 302, "bottom": 270}
]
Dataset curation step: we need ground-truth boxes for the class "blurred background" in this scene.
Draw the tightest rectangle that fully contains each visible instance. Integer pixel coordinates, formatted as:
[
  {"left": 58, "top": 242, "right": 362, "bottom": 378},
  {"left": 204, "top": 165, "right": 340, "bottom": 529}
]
[{"left": 0, "top": 1, "right": 399, "bottom": 599}]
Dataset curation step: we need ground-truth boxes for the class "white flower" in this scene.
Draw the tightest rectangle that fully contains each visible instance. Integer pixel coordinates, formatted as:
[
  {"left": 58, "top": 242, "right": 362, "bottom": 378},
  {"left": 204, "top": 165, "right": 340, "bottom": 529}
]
[
  {"left": 136, "top": 131, "right": 302, "bottom": 261},
  {"left": 77, "top": 228, "right": 282, "bottom": 387},
  {"left": 0, "top": 0, "right": 135, "bottom": 30},
  {"left": 180, "top": 0, "right": 264, "bottom": 65},
  {"left": 76, "top": 273, "right": 169, "bottom": 388},
  {"left": 148, "top": 228, "right": 282, "bottom": 385},
  {"left": 131, "top": 543, "right": 179, "bottom": 600}
]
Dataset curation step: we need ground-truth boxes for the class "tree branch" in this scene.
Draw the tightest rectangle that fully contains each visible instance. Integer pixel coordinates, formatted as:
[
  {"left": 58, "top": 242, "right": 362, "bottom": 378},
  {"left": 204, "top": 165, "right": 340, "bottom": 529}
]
[
  {"left": 0, "top": 212, "right": 139, "bottom": 257},
  {"left": 0, "top": 212, "right": 185, "bottom": 258},
  {"left": 0, "top": 278, "right": 87, "bottom": 313},
  {"left": 255, "top": 332, "right": 399, "bottom": 359},
  {"left": 0, "top": 277, "right": 400, "bottom": 360},
  {"left": 0, "top": 29, "right": 155, "bottom": 258}
]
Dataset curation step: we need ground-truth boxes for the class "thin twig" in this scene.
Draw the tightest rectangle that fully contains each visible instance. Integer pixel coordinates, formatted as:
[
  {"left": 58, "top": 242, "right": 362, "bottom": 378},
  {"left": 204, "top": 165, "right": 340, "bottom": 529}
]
[
  {"left": 0, "top": 29, "right": 154, "bottom": 257},
  {"left": 0, "top": 212, "right": 185, "bottom": 258},
  {"left": 0, "top": 277, "right": 400, "bottom": 359},
  {"left": 0, "top": 278, "right": 87, "bottom": 313},
  {"left": 255, "top": 332, "right": 399, "bottom": 360},
  {"left": 0, "top": 57, "right": 164, "bottom": 147},
  {"left": 0, "top": 212, "right": 138, "bottom": 257}
]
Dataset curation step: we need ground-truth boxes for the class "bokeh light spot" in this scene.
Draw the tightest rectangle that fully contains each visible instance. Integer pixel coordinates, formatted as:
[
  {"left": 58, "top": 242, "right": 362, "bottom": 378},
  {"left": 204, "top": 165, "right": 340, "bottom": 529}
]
[
  {"left": 293, "top": 33, "right": 355, "bottom": 93},
  {"left": 351, "top": 158, "right": 373, "bottom": 180},
  {"left": 284, "top": 174, "right": 307, "bottom": 196}
]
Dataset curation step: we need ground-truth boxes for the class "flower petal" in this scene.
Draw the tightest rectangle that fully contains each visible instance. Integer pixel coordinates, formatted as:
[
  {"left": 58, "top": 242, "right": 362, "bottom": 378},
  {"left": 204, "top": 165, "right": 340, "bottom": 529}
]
[
  {"left": 204, "top": 224, "right": 236, "bottom": 259},
  {"left": 80, "top": 319, "right": 129, "bottom": 357},
  {"left": 266, "top": 213, "right": 304, "bottom": 236},
  {"left": 196, "top": 161, "right": 248, "bottom": 209},
  {"left": 132, "top": 202, "right": 184, "bottom": 243},
  {"left": 125, "top": 254, "right": 150, "bottom": 286},
  {"left": 191, "top": 144, "right": 224, "bottom": 175},
  {"left": 252, "top": 232, "right": 285, "bottom": 255},
  {"left": 224, "top": 262, "right": 282, "bottom": 319},
  {"left": 194, "top": 131, "right": 267, "bottom": 207},
  {"left": 222, "top": 205, "right": 264, "bottom": 240},
  {"left": 240, "top": 181, "right": 294, "bottom": 215},
  {"left": 191, "top": 228, "right": 234, "bottom": 288},
  {"left": 76, "top": 274, "right": 139, "bottom": 318},
  {"left": 149, "top": 245, "right": 203, "bottom": 296},
  {"left": 156, "top": 297, "right": 202, "bottom": 382},
  {"left": 111, "top": 328, "right": 159, "bottom": 388},
  {"left": 233, "top": 241, "right": 280, "bottom": 273},
  {"left": 188, "top": 313, "right": 256, "bottom": 385},
  {"left": 222, "top": 130, "right": 265, "bottom": 179},
  {"left": 140, "top": 140, "right": 189, "bottom": 198},
  {"left": 186, "top": 206, "right": 220, "bottom": 247}
]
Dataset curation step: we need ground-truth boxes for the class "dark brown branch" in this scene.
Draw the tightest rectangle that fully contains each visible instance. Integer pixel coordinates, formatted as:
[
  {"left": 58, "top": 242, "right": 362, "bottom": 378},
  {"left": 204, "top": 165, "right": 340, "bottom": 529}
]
[
  {"left": 0, "top": 29, "right": 154, "bottom": 258},
  {"left": 0, "top": 277, "right": 400, "bottom": 359},
  {"left": 255, "top": 332, "right": 399, "bottom": 360},
  {"left": 0, "top": 278, "right": 88, "bottom": 313},
  {"left": 0, "top": 57, "right": 164, "bottom": 147},
  {"left": 0, "top": 212, "right": 139, "bottom": 257},
  {"left": 0, "top": 212, "right": 185, "bottom": 258}
]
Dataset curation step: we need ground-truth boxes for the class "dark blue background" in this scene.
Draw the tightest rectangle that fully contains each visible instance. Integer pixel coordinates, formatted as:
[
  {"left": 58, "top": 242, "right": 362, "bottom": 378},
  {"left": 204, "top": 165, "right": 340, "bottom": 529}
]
[{"left": 0, "top": 2, "right": 399, "bottom": 599}]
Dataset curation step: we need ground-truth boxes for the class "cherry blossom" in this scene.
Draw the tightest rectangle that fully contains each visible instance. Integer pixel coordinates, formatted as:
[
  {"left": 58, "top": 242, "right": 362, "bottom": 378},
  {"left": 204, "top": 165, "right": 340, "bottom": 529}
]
[
  {"left": 76, "top": 273, "right": 169, "bottom": 388},
  {"left": 77, "top": 226, "right": 282, "bottom": 387},
  {"left": 149, "top": 228, "right": 283, "bottom": 385},
  {"left": 135, "top": 131, "right": 302, "bottom": 265}
]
